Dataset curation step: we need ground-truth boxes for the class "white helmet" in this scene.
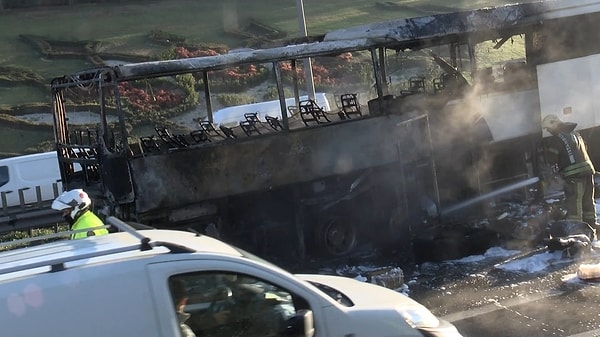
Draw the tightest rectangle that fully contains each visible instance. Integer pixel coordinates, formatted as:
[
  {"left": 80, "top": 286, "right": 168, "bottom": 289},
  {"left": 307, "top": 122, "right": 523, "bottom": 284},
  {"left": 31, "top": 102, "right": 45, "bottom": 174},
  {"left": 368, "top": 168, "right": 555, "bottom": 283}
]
[
  {"left": 52, "top": 189, "right": 91, "bottom": 220},
  {"left": 542, "top": 114, "right": 562, "bottom": 132}
]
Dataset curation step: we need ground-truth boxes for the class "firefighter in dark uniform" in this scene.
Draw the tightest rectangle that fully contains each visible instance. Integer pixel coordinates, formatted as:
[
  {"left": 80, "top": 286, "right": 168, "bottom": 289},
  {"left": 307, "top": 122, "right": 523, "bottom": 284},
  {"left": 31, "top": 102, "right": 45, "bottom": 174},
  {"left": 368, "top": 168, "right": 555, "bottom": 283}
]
[{"left": 542, "top": 114, "right": 598, "bottom": 233}]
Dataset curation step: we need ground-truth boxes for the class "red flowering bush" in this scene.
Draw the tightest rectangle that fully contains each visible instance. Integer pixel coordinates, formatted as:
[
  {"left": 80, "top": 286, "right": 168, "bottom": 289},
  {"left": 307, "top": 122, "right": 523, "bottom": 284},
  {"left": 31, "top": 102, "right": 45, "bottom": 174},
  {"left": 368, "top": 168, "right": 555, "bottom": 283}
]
[
  {"left": 278, "top": 52, "right": 358, "bottom": 88},
  {"left": 337, "top": 52, "right": 353, "bottom": 61},
  {"left": 174, "top": 47, "right": 221, "bottom": 58},
  {"left": 202, "top": 64, "right": 269, "bottom": 92},
  {"left": 174, "top": 46, "right": 268, "bottom": 92},
  {"left": 118, "top": 82, "right": 183, "bottom": 114}
]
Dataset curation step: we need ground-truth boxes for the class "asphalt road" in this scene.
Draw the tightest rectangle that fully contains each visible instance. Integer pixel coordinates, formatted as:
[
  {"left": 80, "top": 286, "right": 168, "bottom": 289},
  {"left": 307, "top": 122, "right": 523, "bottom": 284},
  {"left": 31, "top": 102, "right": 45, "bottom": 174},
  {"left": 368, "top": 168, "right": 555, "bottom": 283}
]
[{"left": 407, "top": 254, "right": 600, "bottom": 337}]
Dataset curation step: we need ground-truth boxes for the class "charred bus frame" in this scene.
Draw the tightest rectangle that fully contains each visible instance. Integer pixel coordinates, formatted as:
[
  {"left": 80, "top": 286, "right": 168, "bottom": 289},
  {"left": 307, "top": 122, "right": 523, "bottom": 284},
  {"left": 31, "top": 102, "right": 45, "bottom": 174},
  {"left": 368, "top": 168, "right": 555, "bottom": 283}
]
[{"left": 51, "top": 0, "right": 600, "bottom": 262}]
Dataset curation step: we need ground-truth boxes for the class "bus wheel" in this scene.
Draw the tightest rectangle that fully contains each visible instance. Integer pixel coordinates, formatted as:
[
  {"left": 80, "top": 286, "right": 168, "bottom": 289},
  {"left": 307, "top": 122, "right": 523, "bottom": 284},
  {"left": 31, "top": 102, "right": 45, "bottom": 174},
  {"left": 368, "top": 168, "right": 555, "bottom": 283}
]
[{"left": 316, "top": 216, "right": 357, "bottom": 257}]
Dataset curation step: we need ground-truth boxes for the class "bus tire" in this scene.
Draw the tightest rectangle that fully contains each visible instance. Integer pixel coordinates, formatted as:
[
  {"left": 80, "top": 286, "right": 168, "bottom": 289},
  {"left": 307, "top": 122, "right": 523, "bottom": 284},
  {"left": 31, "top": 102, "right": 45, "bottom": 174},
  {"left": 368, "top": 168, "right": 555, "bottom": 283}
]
[{"left": 315, "top": 215, "right": 357, "bottom": 257}]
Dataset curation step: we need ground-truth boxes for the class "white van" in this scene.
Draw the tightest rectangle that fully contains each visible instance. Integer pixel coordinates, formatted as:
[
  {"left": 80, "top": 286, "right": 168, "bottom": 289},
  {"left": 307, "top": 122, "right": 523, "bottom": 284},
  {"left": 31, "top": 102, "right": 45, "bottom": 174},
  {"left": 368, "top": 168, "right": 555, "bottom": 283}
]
[
  {"left": 0, "top": 151, "right": 62, "bottom": 208},
  {"left": 0, "top": 217, "right": 463, "bottom": 337}
]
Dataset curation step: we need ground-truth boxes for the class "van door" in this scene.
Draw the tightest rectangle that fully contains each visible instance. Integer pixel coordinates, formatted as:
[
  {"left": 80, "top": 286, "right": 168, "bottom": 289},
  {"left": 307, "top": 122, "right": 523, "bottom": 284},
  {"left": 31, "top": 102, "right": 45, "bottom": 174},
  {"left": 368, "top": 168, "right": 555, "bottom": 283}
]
[
  {"left": 0, "top": 152, "right": 62, "bottom": 208},
  {"left": 147, "top": 259, "right": 325, "bottom": 337}
]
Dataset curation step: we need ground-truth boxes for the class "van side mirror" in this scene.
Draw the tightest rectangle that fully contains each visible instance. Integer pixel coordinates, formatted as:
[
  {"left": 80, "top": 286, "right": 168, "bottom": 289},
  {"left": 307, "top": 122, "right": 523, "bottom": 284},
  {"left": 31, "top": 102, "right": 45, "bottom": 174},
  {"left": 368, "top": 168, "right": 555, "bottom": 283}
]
[{"left": 283, "top": 309, "right": 315, "bottom": 337}]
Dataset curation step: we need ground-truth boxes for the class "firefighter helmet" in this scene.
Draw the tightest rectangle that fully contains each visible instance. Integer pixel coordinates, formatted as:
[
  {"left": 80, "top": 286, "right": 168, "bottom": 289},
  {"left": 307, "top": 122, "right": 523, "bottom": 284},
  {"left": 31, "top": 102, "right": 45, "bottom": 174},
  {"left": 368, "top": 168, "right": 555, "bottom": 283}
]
[{"left": 542, "top": 114, "right": 563, "bottom": 132}]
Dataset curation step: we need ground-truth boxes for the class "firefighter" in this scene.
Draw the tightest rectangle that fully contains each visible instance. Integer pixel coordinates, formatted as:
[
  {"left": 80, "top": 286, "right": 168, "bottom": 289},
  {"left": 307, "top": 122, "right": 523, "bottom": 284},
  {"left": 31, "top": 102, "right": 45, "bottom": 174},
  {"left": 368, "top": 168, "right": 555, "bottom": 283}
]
[
  {"left": 542, "top": 114, "right": 598, "bottom": 234},
  {"left": 51, "top": 189, "right": 109, "bottom": 239}
]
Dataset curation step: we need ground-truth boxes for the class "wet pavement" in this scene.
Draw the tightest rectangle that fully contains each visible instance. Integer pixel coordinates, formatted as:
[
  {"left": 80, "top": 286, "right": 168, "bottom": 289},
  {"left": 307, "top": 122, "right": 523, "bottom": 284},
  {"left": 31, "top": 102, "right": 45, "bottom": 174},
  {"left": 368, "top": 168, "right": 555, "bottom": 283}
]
[
  {"left": 347, "top": 250, "right": 600, "bottom": 337},
  {"left": 290, "top": 241, "right": 600, "bottom": 337},
  {"left": 411, "top": 255, "right": 600, "bottom": 337}
]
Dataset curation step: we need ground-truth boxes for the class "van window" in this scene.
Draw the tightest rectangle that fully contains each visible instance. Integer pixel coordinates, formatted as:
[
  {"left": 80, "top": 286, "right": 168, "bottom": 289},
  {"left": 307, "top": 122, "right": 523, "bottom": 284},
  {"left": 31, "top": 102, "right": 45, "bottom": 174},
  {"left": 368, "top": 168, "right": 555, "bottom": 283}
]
[
  {"left": 168, "top": 272, "right": 309, "bottom": 337},
  {"left": 0, "top": 166, "right": 8, "bottom": 188}
]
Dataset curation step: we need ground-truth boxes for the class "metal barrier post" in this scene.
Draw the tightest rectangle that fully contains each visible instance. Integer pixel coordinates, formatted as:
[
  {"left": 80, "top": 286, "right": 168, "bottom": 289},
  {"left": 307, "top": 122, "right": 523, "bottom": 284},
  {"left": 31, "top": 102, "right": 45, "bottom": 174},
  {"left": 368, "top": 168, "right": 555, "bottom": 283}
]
[
  {"left": 52, "top": 182, "right": 60, "bottom": 198},
  {"left": 18, "top": 187, "right": 29, "bottom": 210},
  {"left": 36, "top": 186, "right": 43, "bottom": 208},
  {"left": 1, "top": 191, "right": 7, "bottom": 216}
]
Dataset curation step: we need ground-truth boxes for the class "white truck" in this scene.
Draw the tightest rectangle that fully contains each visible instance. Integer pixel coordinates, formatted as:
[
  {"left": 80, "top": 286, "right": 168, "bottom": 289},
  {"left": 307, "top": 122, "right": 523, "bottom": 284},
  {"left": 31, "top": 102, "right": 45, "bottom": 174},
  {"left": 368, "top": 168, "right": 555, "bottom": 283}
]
[{"left": 0, "top": 217, "right": 462, "bottom": 337}]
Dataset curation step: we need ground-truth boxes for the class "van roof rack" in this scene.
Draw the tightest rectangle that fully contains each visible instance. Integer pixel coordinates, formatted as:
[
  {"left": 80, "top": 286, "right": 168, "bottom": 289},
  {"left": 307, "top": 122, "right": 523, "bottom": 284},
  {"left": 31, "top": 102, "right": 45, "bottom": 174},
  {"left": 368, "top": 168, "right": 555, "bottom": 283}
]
[{"left": 0, "top": 216, "right": 195, "bottom": 276}]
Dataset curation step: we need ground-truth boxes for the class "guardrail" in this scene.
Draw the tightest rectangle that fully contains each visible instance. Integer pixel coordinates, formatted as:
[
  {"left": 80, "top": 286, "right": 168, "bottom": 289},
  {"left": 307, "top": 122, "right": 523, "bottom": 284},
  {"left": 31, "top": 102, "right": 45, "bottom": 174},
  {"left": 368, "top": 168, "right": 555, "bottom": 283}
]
[{"left": 0, "top": 183, "right": 65, "bottom": 233}]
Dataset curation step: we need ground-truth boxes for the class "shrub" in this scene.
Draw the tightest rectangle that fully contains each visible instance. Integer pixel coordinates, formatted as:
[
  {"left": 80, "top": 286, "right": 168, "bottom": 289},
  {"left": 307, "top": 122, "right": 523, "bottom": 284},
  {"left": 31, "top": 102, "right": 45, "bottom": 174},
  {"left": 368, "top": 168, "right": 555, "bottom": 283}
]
[
  {"left": 173, "top": 46, "right": 269, "bottom": 92},
  {"left": 263, "top": 86, "right": 292, "bottom": 101},
  {"left": 216, "top": 93, "right": 255, "bottom": 107},
  {"left": 148, "top": 30, "right": 186, "bottom": 46},
  {"left": 277, "top": 53, "right": 371, "bottom": 88},
  {"left": 0, "top": 225, "right": 69, "bottom": 251},
  {"left": 204, "top": 64, "right": 270, "bottom": 92},
  {"left": 118, "top": 80, "right": 184, "bottom": 117}
]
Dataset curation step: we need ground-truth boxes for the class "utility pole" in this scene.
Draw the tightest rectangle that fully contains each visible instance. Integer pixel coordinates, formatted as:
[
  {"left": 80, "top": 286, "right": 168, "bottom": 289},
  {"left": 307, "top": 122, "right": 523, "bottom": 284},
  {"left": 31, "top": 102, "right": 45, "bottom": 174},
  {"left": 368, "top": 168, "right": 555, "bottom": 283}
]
[{"left": 296, "top": 0, "right": 316, "bottom": 100}]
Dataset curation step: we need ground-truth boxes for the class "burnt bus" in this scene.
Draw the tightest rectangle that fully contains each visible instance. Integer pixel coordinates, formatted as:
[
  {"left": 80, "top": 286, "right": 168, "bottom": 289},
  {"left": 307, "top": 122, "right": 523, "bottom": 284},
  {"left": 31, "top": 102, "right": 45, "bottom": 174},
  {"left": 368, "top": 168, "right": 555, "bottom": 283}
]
[{"left": 50, "top": 0, "right": 600, "bottom": 263}]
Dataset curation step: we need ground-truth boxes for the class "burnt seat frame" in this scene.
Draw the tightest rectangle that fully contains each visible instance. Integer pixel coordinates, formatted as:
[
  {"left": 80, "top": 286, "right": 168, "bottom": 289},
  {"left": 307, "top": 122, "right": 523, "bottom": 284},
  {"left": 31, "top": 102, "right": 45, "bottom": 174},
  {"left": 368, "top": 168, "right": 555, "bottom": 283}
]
[
  {"left": 220, "top": 125, "right": 238, "bottom": 139},
  {"left": 339, "top": 93, "right": 362, "bottom": 119},
  {"left": 198, "top": 121, "right": 225, "bottom": 140},
  {"left": 298, "top": 99, "right": 331, "bottom": 126},
  {"left": 400, "top": 76, "right": 427, "bottom": 96},
  {"left": 240, "top": 112, "right": 262, "bottom": 136},
  {"left": 155, "top": 126, "right": 190, "bottom": 149},
  {"left": 139, "top": 136, "right": 161, "bottom": 153},
  {"left": 265, "top": 115, "right": 283, "bottom": 131},
  {"left": 190, "top": 129, "right": 212, "bottom": 143}
]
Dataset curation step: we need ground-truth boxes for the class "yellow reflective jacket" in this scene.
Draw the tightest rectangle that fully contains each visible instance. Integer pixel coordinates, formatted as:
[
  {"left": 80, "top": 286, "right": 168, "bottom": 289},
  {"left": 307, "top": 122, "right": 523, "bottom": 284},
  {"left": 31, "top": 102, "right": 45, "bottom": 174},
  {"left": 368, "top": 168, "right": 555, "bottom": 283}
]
[{"left": 71, "top": 210, "right": 109, "bottom": 240}]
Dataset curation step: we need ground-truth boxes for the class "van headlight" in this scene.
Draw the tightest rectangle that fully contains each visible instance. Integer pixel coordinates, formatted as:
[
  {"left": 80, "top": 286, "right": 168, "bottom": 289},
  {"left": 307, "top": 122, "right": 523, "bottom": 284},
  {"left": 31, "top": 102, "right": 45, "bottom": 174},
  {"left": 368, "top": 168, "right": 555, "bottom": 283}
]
[{"left": 397, "top": 305, "right": 440, "bottom": 328}]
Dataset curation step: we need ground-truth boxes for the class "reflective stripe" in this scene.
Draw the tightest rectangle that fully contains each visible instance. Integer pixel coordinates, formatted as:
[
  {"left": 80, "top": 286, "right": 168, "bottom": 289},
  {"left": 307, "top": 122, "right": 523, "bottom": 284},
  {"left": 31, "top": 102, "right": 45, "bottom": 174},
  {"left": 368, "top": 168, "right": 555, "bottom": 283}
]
[
  {"left": 557, "top": 133, "right": 576, "bottom": 164},
  {"left": 562, "top": 160, "right": 594, "bottom": 177}
]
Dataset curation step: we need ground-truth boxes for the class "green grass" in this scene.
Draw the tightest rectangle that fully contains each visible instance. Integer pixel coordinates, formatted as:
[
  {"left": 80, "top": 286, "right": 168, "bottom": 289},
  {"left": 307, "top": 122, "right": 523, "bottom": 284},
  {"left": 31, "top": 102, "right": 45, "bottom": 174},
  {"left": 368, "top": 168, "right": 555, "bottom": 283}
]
[
  {"left": 9, "top": 52, "right": 93, "bottom": 81},
  {"left": 0, "top": 126, "right": 54, "bottom": 154},
  {"left": 0, "top": 85, "right": 49, "bottom": 106}
]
